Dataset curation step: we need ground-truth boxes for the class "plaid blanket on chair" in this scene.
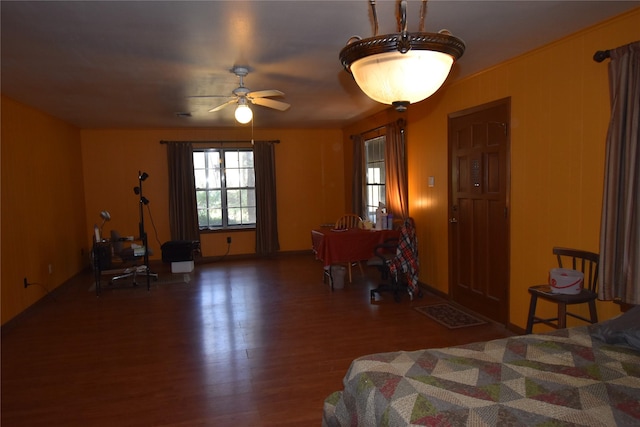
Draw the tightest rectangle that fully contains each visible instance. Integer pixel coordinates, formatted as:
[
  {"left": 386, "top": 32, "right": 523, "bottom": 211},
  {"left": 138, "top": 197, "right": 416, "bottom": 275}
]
[{"left": 388, "top": 217, "right": 419, "bottom": 297}]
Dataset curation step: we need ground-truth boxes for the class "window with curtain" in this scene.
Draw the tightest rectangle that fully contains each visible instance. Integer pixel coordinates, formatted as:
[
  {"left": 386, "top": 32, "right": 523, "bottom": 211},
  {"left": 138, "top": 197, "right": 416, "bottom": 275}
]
[
  {"left": 193, "top": 148, "right": 256, "bottom": 230},
  {"left": 365, "top": 135, "right": 386, "bottom": 222}
]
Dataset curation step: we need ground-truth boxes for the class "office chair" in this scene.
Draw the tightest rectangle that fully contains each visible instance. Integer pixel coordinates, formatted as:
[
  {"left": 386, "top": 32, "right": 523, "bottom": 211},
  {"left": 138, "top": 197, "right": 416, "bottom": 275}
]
[
  {"left": 370, "top": 217, "right": 422, "bottom": 302},
  {"left": 107, "top": 230, "right": 158, "bottom": 286}
]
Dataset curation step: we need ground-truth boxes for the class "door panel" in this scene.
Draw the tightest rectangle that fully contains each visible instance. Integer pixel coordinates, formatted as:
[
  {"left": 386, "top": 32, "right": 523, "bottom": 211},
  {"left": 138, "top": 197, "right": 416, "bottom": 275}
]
[{"left": 449, "top": 98, "right": 510, "bottom": 324}]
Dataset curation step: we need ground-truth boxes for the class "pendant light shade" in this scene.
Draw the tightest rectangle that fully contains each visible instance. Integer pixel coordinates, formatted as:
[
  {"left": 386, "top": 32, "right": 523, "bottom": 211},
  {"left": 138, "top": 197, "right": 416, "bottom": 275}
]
[
  {"left": 234, "top": 99, "right": 253, "bottom": 124},
  {"left": 340, "top": 0, "right": 465, "bottom": 111}
]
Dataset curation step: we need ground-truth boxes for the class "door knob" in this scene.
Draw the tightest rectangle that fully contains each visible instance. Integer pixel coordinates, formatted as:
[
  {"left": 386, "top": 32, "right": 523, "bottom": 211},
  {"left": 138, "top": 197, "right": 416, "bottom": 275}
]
[{"left": 449, "top": 218, "right": 458, "bottom": 223}]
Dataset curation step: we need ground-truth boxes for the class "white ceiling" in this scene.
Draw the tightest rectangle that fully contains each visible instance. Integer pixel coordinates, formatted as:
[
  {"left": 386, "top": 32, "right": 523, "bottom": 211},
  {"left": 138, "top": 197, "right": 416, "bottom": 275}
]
[{"left": 2, "top": 1, "right": 638, "bottom": 129}]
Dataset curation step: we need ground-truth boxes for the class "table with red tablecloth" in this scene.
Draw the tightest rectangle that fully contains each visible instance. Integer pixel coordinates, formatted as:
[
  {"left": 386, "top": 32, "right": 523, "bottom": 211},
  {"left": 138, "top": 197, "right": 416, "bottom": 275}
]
[{"left": 311, "top": 227, "right": 400, "bottom": 288}]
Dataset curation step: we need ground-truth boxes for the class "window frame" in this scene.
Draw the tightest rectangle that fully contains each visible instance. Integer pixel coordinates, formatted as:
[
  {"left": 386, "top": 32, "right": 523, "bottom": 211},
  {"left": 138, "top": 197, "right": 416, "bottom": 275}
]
[
  {"left": 193, "top": 148, "right": 256, "bottom": 231},
  {"left": 364, "top": 135, "right": 386, "bottom": 223}
]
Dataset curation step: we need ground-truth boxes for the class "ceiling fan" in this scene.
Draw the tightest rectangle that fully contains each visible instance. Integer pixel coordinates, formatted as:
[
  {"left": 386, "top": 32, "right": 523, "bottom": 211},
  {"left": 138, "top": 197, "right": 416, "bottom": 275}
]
[{"left": 207, "top": 67, "right": 290, "bottom": 123}]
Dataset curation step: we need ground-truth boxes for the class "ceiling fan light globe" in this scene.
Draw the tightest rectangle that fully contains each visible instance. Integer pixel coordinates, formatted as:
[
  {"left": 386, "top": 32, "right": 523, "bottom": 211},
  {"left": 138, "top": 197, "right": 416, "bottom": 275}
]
[
  {"left": 350, "top": 50, "right": 454, "bottom": 105},
  {"left": 235, "top": 104, "right": 253, "bottom": 124}
]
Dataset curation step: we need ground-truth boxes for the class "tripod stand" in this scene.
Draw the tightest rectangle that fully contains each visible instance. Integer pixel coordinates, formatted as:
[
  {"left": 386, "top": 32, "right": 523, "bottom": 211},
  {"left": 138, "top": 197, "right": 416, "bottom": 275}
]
[{"left": 134, "top": 171, "right": 157, "bottom": 290}]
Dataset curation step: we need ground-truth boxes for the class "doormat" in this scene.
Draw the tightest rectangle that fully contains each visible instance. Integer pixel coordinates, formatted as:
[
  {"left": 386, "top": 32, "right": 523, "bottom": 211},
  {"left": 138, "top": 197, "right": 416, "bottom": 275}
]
[{"left": 414, "top": 303, "right": 487, "bottom": 329}]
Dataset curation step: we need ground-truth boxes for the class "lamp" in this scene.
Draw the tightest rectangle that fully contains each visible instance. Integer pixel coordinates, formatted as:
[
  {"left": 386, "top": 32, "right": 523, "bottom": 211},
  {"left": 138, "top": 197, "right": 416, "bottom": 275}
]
[
  {"left": 234, "top": 98, "right": 253, "bottom": 124},
  {"left": 134, "top": 171, "right": 153, "bottom": 290},
  {"left": 339, "top": 0, "right": 465, "bottom": 111},
  {"left": 99, "top": 210, "right": 111, "bottom": 236}
]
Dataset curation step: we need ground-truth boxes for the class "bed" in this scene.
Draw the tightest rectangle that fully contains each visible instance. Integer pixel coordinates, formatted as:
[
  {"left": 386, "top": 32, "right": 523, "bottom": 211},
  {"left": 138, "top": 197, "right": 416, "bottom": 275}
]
[{"left": 323, "top": 307, "right": 640, "bottom": 426}]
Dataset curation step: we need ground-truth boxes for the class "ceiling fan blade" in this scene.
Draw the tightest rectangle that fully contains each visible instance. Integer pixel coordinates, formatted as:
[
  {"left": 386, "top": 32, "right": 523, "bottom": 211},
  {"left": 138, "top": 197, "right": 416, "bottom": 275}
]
[
  {"left": 251, "top": 97, "right": 291, "bottom": 111},
  {"left": 208, "top": 99, "right": 237, "bottom": 112},
  {"left": 248, "top": 89, "right": 284, "bottom": 99}
]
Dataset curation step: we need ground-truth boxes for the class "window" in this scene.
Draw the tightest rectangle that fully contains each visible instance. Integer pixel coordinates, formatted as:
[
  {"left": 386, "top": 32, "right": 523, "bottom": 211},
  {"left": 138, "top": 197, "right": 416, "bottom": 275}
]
[
  {"left": 365, "top": 136, "right": 385, "bottom": 223},
  {"left": 193, "top": 149, "right": 256, "bottom": 229}
]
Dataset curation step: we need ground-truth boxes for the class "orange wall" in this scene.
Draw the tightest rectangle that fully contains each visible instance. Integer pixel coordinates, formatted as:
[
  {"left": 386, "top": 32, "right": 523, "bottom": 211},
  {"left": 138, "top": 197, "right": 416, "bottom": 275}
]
[
  {"left": 1, "top": 96, "right": 87, "bottom": 324},
  {"left": 80, "top": 128, "right": 346, "bottom": 258},
  {"left": 344, "top": 8, "right": 640, "bottom": 330}
]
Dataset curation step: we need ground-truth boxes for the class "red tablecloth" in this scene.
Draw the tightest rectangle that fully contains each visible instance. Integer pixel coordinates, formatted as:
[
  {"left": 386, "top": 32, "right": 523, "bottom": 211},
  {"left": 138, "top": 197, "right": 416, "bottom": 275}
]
[{"left": 311, "top": 228, "right": 400, "bottom": 267}]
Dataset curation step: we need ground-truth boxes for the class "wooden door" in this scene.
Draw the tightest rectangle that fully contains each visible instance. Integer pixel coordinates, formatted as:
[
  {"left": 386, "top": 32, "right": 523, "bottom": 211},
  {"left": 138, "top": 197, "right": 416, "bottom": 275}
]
[{"left": 448, "top": 98, "right": 510, "bottom": 324}]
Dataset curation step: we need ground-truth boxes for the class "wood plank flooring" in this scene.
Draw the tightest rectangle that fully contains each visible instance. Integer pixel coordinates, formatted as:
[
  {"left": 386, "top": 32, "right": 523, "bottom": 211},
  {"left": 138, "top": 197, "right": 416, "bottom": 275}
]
[{"left": 2, "top": 254, "right": 514, "bottom": 426}]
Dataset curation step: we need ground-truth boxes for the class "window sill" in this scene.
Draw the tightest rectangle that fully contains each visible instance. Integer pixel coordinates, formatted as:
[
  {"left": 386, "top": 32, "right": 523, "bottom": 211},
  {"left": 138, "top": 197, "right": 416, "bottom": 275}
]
[{"left": 198, "top": 226, "right": 256, "bottom": 234}]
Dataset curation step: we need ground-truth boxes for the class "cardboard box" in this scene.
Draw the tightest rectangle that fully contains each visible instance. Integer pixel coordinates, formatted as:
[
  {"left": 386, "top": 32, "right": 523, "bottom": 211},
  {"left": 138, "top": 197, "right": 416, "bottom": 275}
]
[{"left": 171, "top": 260, "right": 194, "bottom": 273}]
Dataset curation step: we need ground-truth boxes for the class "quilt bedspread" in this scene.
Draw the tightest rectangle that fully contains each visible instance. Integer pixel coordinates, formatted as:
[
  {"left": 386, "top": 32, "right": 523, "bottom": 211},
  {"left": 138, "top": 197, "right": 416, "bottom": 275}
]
[{"left": 322, "top": 326, "right": 640, "bottom": 426}]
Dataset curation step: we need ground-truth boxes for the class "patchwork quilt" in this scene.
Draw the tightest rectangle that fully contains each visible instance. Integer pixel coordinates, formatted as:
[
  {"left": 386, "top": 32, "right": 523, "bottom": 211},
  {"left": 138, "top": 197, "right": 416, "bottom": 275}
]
[{"left": 322, "top": 326, "right": 640, "bottom": 426}]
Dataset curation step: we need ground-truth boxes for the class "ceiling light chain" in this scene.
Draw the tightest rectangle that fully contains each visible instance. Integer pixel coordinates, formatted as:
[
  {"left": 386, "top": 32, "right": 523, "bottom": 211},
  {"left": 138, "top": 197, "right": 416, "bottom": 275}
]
[
  {"left": 418, "top": 0, "right": 427, "bottom": 32},
  {"left": 370, "top": 0, "right": 378, "bottom": 36}
]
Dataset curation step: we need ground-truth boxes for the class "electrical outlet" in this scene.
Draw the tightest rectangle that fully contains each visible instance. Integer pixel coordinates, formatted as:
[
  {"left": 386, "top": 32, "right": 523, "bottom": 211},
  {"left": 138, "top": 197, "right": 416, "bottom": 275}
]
[
  {"left": 24, "top": 277, "right": 28, "bottom": 288},
  {"left": 226, "top": 236, "right": 232, "bottom": 244}
]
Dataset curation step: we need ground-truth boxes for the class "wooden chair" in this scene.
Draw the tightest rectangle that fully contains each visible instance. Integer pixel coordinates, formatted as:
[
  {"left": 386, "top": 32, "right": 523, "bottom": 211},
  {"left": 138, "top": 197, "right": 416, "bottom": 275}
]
[
  {"left": 525, "top": 247, "right": 599, "bottom": 334},
  {"left": 334, "top": 214, "right": 364, "bottom": 282},
  {"left": 334, "top": 214, "right": 364, "bottom": 230}
]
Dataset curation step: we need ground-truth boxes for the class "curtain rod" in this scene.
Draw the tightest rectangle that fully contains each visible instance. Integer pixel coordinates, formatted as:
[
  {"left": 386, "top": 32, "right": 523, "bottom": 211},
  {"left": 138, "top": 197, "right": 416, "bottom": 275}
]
[
  {"left": 593, "top": 49, "right": 611, "bottom": 63},
  {"left": 159, "top": 140, "right": 280, "bottom": 144},
  {"left": 350, "top": 118, "right": 406, "bottom": 140},
  {"left": 352, "top": 125, "right": 385, "bottom": 141}
]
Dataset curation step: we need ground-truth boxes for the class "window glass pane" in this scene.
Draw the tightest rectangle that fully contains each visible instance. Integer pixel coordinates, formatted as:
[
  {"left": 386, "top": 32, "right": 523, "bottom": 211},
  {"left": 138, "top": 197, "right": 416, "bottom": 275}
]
[
  {"left": 225, "top": 151, "right": 239, "bottom": 168},
  {"left": 239, "top": 151, "right": 253, "bottom": 167},
  {"left": 193, "top": 152, "right": 205, "bottom": 169},
  {"left": 227, "top": 189, "right": 239, "bottom": 207},
  {"left": 209, "top": 167, "right": 221, "bottom": 189},
  {"left": 239, "top": 168, "right": 254, "bottom": 187},
  {"left": 241, "top": 189, "right": 254, "bottom": 206},
  {"left": 228, "top": 208, "right": 242, "bottom": 225},
  {"left": 207, "top": 151, "right": 220, "bottom": 167},
  {"left": 208, "top": 208, "right": 222, "bottom": 226},
  {"left": 194, "top": 170, "right": 207, "bottom": 189},
  {"left": 226, "top": 168, "right": 240, "bottom": 188},
  {"left": 196, "top": 191, "right": 207, "bottom": 209},
  {"left": 208, "top": 190, "right": 221, "bottom": 208},
  {"left": 243, "top": 207, "right": 256, "bottom": 223}
]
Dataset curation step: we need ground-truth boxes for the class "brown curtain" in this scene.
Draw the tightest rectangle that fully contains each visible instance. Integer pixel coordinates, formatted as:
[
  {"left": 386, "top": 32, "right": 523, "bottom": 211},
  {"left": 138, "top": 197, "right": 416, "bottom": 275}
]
[
  {"left": 385, "top": 119, "right": 409, "bottom": 219},
  {"left": 351, "top": 134, "right": 365, "bottom": 218},
  {"left": 254, "top": 141, "right": 280, "bottom": 255},
  {"left": 166, "top": 142, "right": 200, "bottom": 241},
  {"left": 598, "top": 41, "right": 640, "bottom": 304}
]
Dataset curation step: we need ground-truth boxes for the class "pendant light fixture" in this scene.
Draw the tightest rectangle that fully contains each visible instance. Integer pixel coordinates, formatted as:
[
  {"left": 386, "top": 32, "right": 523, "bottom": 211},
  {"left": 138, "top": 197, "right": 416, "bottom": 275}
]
[{"left": 339, "top": 0, "right": 465, "bottom": 111}]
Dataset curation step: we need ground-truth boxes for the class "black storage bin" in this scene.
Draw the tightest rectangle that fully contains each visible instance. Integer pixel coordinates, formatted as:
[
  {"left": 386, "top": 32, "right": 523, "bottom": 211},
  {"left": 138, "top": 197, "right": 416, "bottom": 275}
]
[{"left": 161, "top": 240, "right": 200, "bottom": 263}]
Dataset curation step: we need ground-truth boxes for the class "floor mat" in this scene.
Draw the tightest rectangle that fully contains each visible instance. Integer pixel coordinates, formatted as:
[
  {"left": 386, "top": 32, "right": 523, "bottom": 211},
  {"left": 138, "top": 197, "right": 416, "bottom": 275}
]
[{"left": 414, "top": 303, "right": 487, "bottom": 329}]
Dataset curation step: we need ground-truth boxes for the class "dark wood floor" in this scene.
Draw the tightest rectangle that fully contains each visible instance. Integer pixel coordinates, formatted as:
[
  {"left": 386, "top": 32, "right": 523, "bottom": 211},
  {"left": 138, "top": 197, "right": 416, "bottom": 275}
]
[{"left": 2, "top": 254, "right": 514, "bottom": 426}]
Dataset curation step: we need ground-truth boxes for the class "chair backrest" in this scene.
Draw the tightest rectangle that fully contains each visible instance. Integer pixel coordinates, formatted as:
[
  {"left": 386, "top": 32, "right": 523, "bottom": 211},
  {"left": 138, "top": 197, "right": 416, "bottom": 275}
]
[
  {"left": 335, "top": 214, "right": 363, "bottom": 230},
  {"left": 553, "top": 247, "right": 600, "bottom": 292},
  {"left": 373, "top": 237, "right": 399, "bottom": 260}
]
